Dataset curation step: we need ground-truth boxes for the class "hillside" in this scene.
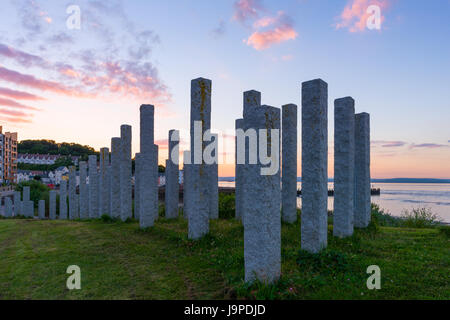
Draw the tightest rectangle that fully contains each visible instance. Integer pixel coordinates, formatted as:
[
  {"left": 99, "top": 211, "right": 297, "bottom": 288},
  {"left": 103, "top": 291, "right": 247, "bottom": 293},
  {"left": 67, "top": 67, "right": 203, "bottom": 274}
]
[{"left": 0, "top": 212, "right": 448, "bottom": 300}]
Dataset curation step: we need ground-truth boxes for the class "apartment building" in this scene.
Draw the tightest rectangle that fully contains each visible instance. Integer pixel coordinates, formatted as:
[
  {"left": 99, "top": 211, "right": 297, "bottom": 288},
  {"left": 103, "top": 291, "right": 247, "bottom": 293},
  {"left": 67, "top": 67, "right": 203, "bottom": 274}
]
[{"left": 0, "top": 126, "right": 18, "bottom": 184}]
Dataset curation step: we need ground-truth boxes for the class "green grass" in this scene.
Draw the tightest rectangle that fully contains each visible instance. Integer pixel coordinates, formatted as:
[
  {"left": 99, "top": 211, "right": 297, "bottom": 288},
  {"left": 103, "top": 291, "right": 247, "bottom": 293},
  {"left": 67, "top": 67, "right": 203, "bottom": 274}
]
[{"left": 0, "top": 211, "right": 448, "bottom": 300}]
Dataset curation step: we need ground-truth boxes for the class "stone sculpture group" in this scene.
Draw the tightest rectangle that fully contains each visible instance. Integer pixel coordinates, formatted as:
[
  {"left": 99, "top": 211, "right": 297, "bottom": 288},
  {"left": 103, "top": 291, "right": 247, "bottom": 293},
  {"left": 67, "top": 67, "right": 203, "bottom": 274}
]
[{"left": 2, "top": 78, "right": 371, "bottom": 285}]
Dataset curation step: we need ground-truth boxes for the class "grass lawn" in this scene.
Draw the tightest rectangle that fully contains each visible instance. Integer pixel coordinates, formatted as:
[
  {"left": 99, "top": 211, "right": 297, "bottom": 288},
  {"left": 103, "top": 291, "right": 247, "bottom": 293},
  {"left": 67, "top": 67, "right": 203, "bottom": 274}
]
[{"left": 0, "top": 213, "right": 448, "bottom": 300}]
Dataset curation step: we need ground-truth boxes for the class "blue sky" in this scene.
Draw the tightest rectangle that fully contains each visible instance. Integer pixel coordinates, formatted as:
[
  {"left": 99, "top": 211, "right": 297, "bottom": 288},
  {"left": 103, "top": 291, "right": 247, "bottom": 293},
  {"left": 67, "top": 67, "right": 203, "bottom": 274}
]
[{"left": 0, "top": 0, "right": 449, "bottom": 177}]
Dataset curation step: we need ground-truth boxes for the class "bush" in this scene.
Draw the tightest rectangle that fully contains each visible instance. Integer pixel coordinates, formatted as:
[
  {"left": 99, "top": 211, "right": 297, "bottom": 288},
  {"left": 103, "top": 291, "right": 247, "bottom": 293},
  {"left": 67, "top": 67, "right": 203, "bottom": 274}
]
[
  {"left": 401, "top": 207, "right": 442, "bottom": 228},
  {"left": 218, "top": 193, "right": 235, "bottom": 219},
  {"left": 371, "top": 203, "right": 403, "bottom": 227},
  {"left": 16, "top": 180, "right": 50, "bottom": 209}
]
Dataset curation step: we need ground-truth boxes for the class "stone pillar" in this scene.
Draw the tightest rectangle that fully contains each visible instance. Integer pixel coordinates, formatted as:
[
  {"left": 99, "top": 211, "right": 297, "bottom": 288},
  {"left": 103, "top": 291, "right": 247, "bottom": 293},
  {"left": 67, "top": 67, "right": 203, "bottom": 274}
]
[
  {"left": 243, "top": 105, "right": 281, "bottom": 284},
  {"left": 207, "top": 133, "right": 219, "bottom": 220},
  {"left": 183, "top": 151, "right": 191, "bottom": 220},
  {"left": 139, "top": 105, "right": 158, "bottom": 228},
  {"left": 38, "top": 200, "right": 45, "bottom": 219},
  {"left": 88, "top": 155, "right": 99, "bottom": 219},
  {"left": 165, "top": 130, "right": 180, "bottom": 219},
  {"left": 134, "top": 153, "right": 141, "bottom": 220},
  {"left": 235, "top": 119, "right": 244, "bottom": 220},
  {"left": 68, "top": 166, "right": 77, "bottom": 220},
  {"left": 355, "top": 112, "right": 371, "bottom": 228},
  {"left": 110, "top": 137, "right": 121, "bottom": 218},
  {"left": 79, "top": 161, "right": 88, "bottom": 219},
  {"left": 49, "top": 190, "right": 56, "bottom": 220},
  {"left": 188, "top": 78, "right": 212, "bottom": 239},
  {"left": 301, "top": 79, "right": 328, "bottom": 253},
  {"left": 59, "top": 180, "right": 68, "bottom": 219},
  {"left": 13, "top": 191, "right": 21, "bottom": 216},
  {"left": 24, "top": 201, "right": 34, "bottom": 218},
  {"left": 4, "top": 197, "right": 12, "bottom": 217},
  {"left": 99, "top": 147, "right": 110, "bottom": 216},
  {"left": 23, "top": 186, "right": 32, "bottom": 217},
  {"left": 282, "top": 104, "right": 298, "bottom": 223},
  {"left": 243, "top": 90, "right": 261, "bottom": 120},
  {"left": 333, "top": 97, "right": 355, "bottom": 237},
  {"left": 120, "top": 125, "right": 132, "bottom": 221}
]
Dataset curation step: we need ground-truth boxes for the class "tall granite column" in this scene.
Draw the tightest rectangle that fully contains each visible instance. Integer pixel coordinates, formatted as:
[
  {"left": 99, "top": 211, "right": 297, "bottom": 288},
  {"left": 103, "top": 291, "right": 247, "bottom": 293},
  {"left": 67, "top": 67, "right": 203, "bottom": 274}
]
[
  {"left": 13, "top": 191, "right": 21, "bottom": 216},
  {"left": 355, "top": 112, "right": 371, "bottom": 228},
  {"left": 139, "top": 105, "right": 157, "bottom": 228},
  {"left": 5, "top": 197, "right": 12, "bottom": 217},
  {"left": 99, "top": 148, "right": 110, "bottom": 216},
  {"left": 208, "top": 133, "right": 219, "bottom": 220},
  {"left": 79, "top": 161, "right": 88, "bottom": 219},
  {"left": 68, "top": 166, "right": 77, "bottom": 220},
  {"left": 88, "top": 155, "right": 99, "bottom": 219},
  {"left": 301, "top": 79, "right": 328, "bottom": 253},
  {"left": 120, "top": 125, "right": 132, "bottom": 221},
  {"left": 49, "top": 190, "right": 56, "bottom": 220},
  {"left": 334, "top": 97, "right": 355, "bottom": 237},
  {"left": 243, "top": 105, "right": 281, "bottom": 284},
  {"left": 59, "top": 180, "right": 68, "bottom": 219},
  {"left": 165, "top": 130, "right": 180, "bottom": 219},
  {"left": 183, "top": 151, "right": 191, "bottom": 221},
  {"left": 38, "top": 200, "right": 45, "bottom": 219},
  {"left": 153, "top": 145, "right": 159, "bottom": 217},
  {"left": 110, "top": 138, "right": 121, "bottom": 218},
  {"left": 235, "top": 119, "right": 244, "bottom": 220},
  {"left": 282, "top": 104, "right": 298, "bottom": 223},
  {"left": 188, "top": 78, "right": 212, "bottom": 239},
  {"left": 134, "top": 153, "right": 141, "bottom": 220},
  {"left": 23, "top": 186, "right": 32, "bottom": 217}
]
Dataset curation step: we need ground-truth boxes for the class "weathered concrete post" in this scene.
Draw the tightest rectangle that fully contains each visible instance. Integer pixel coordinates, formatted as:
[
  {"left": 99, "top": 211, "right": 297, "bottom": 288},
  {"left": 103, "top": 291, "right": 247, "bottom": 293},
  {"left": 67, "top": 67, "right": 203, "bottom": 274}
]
[
  {"left": 355, "top": 112, "right": 371, "bottom": 228},
  {"left": 120, "top": 125, "right": 132, "bottom": 221},
  {"left": 334, "top": 97, "right": 355, "bottom": 237},
  {"left": 134, "top": 153, "right": 141, "bottom": 220},
  {"left": 188, "top": 78, "right": 212, "bottom": 239},
  {"left": 13, "top": 191, "right": 21, "bottom": 216},
  {"left": 301, "top": 79, "right": 328, "bottom": 253},
  {"left": 49, "top": 190, "right": 56, "bottom": 220},
  {"left": 165, "top": 130, "right": 180, "bottom": 219},
  {"left": 139, "top": 105, "right": 158, "bottom": 228},
  {"left": 23, "top": 186, "right": 32, "bottom": 217},
  {"left": 243, "top": 105, "right": 281, "bottom": 284},
  {"left": 235, "top": 119, "right": 244, "bottom": 220},
  {"left": 88, "top": 155, "right": 99, "bottom": 219},
  {"left": 38, "top": 200, "right": 45, "bottom": 219},
  {"left": 282, "top": 104, "right": 298, "bottom": 223},
  {"left": 183, "top": 151, "right": 191, "bottom": 220},
  {"left": 4, "top": 197, "right": 12, "bottom": 217},
  {"left": 79, "top": 161, "right": 88, "bottom": 219},
  {"left": 207, "top": 133, "right": 219, "bottom": 220},
  {"left": 59, "top": 180, "right": 68, "bottom": 219},
  {"left": 110, "top": 138, "right": 121, "bottom": 218},
  {"left": 99, "top": 148, "right": 110, "bottom": 216},
  {"left": 68, "top": 166, "right": 77, "bottom": 220}
]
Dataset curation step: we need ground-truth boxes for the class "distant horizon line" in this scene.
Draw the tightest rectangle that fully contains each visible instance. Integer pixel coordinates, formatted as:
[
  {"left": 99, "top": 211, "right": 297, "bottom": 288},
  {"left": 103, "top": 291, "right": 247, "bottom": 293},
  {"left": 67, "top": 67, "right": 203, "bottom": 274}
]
[{"left": 218, "top": 177, "right": 450, "bottom": 183}]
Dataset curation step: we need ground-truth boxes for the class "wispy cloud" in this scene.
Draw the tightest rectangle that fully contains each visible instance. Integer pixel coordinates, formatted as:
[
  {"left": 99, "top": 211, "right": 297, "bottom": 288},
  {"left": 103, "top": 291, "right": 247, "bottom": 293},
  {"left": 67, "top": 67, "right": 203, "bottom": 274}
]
[
  {"left": 233, "top": 0, "right": 263, "bottom": 25},
  {"left": 212, "top": 20, "right": 227, "bottom": 38},
  {"left": 245, "top": 13, "right": 298, "bottom": 50},
  {"left": 0, "top": 87, "right": 45, "bottom": 101},
  {"left": 372, "top": 140, "right": 407, "bottom": 148},
  {"left": 410, "top": 143, "right": 450, "bottom": 149},
  {"left": 0, "top": 97, "right": 39, "bottom": 111},
  {"left": 232, "top": 1, "right": 298, "bottom": 50},
  {"left": 336, "top": 0, "right": 390, "bottom": 33}
]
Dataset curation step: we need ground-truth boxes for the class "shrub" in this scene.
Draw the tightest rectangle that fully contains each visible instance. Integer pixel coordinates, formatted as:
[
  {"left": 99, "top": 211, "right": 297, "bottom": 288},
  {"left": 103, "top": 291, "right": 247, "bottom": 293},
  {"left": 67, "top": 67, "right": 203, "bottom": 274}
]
[
  {"left": 401, "top": 207, "right": 442, "bottom": 228},
  {"left": 218, "top": 193, "right": 235, "bottom": 219},
  {"left": 16, "top": 180, "right": 50, "bottom": 209},
  {"left": 371, "top": 203, "right": 402, "bottom": 227}
]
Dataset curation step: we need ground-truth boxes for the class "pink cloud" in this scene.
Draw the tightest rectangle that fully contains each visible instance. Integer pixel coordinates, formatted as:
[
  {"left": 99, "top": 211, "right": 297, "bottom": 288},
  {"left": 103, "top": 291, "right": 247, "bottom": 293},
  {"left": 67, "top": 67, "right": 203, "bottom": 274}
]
[
  {"left": 0, "top": 115, "right": 32, "bottom": 124},
  {"left": 0, "top": 97, "right": 39, "bottom": 111},
  {"left": 0, "top": 66, "right": 72, "bottom": 95},
  {"left": 246, "top": 22, "right": 298, "bottom": 50},
  {"left": 0, "top": 87, "right": 45, "bottom": 101},
  {"left": 0, "top": 43, "right": 46, "bottom": 67},
  {"left": 233, "top": 0, "right": 262, "bottom": 24},
  {"left": 0, "top": 108, "right": 28, "bottom": 117},
  {"left": 336, "top": 0, "right": 390, "bottom": 33}
]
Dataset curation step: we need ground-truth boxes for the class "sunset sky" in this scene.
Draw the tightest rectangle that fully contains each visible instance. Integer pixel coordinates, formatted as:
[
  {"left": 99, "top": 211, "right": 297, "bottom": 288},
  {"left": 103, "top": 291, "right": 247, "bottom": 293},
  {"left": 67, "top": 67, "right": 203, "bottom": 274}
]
[{"left": 0, "top": 0, "right": 449, "bottom": 178}]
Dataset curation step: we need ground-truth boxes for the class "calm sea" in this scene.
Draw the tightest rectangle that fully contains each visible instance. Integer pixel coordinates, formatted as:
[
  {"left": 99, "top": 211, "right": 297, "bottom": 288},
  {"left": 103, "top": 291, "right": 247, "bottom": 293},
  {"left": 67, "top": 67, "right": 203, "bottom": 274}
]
[{"left": 218, "top": 181, "right": 450, "bottom": 223}]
